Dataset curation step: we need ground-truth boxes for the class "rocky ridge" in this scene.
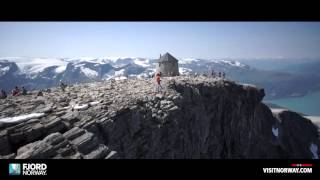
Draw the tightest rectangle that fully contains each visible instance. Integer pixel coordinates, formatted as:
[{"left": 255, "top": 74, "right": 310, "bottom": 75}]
[{"left": 0, "top": 76, "right": 319, "bottom": 159}]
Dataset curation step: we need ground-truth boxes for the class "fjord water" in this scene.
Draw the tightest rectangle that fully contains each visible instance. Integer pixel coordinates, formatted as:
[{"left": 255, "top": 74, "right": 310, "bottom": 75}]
[{"left": 267, "top": 91, "right": 320, "bottom": 116}]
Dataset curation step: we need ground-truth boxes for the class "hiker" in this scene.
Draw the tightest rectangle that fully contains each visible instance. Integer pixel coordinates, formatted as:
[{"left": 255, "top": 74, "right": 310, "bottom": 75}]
[
  {"left": 60, "top": 81, "right": 67, "bottom": 92},
  {"left": 37, "top": 90, "right": 43, "bottom": 96},
  {"left": 218, "top": 72, "right": 221, "bottom": 78},
  {"left": 222, "top": 72, "right": 226, "bottom": 79},
  {"left": 211, "top": 70, "right": 214, "bottom": 77},
  {"left": 21, "top": 86, "right": 27, "bottom": 95},
  {"left": 11, "top": 86, "right": 20, "bottom": 96},
  {"left": 0, "top": 89, "right": 7, "bottom": 99},
  {"left": 155, "top": 72, "right": 163, "bottom": 93}
]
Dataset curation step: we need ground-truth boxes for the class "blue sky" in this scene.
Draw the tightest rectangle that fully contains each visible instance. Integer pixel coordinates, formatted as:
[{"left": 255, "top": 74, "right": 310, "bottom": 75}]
[{"left": 0, "top": 22, "right": 319, "bottom": 59}]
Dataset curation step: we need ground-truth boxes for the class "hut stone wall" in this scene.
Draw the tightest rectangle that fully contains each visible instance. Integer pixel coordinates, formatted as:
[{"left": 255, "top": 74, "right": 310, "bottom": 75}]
[
  {"left": 156, "top": 52, "right": 179, "bottom": 77},
  {"left": 156, "top": 61, "right": 179, "bottom": 77}
]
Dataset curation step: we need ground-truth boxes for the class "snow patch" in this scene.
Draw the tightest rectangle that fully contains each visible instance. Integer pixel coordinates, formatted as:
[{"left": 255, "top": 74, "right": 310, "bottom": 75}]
[
  {"left": 0, "top": 66, "right": 10, "bottom": 76},
  {"left": 219, "top": 60, "right": 246, "bottom": 68},
  {"left": 0, "top": 113, "right": 45, "bottom": 124},
  {"left": 310, "top": 143, "right": 319, "bottom": 159},
  {"left": 133, "top": 58, "right": 150, "bottom": 67},
  {"left": 136, "top": 73, "right": 149, "bottom": 79},
  {"left": 179, "top": 58, "right": 200, "bottom": 65},
  {"left": 102, "top": 74, "right": 113, "bottom": 80},
  {"left": 89, "top": 101, "right": 100, "bottom": 106},
  {"left": 58, "top": 57, "right": 133, "bottom": 65},
  {"left": 179, "top": 67, "right": 193, "bottom": 74},
  {"left": 71, "top": 57, "right": 96, "bottom": 61},
  {"left": 0, "top": 66, "right": 9, "bottom": 72},
  {"left": 80, "top": 67, "right": 98, "bottom": 78},
  {"left": 1, "top": 57, "right": 68, "bottom": 74},
  {"left": 107, "top": 57, "right": 133, "bottom": 62},
  {"left": 272, "top": 126, "right": 279, "bottom": 137},
  {"left": 74, "top": 104, "right": 89, "bottom": 110},
  {"left": 73, "top": 101, "right": 100, "bottom": 110},
  {"left": 115, "top": 76, "right": 127, "bottom": 81},
  {"left": 55, "top": 65, "right": 67, "bottom": 73},
  {"left": 74, "top": 63, "right": 86, "bottom": 68},
  {"left": 270, "top": 108, "right": 288, "bottom": 114},
  {"left": 114, "top": 69, "right": 125, "bottom": 76}
]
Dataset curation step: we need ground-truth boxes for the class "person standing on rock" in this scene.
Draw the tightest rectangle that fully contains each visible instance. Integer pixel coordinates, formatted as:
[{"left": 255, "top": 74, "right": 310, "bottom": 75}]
[
  {"left": 60, "top": 81, "right": 67, "bottom": 92},
  {"left": 21, "top": 86, "right": 27, "bottom": 95},
  {"left": 222, "top": 72, "right": 226, "bottom": 79},
  {"left": 0, "top": 89, "right": 7, "bottom": 99},
  {"left": 155, "top": 72, "right": 163, "bottom": 93}
]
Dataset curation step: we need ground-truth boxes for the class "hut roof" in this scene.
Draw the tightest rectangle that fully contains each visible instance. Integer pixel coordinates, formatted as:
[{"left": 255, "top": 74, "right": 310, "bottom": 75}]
[{"left": 158, "top": 52, "right": 178, "bottom": 63}]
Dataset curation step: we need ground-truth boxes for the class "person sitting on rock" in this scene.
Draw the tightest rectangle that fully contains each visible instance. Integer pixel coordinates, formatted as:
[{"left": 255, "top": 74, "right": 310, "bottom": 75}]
[
  {"left": 0, "top": 89, "right": 7, "bottom": 99},
  {"left": 11, "top": 86, "right": 20, "bottom": 96},
  {"left": 21, "top": 86, "right": 27, "bottom": 95}
]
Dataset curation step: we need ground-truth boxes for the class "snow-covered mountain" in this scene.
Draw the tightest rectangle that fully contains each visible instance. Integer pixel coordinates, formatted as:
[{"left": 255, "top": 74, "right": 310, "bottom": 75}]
[
  {"left": 0, "top": 56, "right": 248, "bottom": 90},
  {"left": 1, "top": 56, "right": 319, "bottom": 100}
]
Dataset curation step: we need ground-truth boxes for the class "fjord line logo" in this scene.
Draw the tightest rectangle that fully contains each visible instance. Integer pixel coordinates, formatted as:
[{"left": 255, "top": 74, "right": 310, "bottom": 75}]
[
  {"left": 22, "top": 163, "right": 47, "bottom": 175},
  {"left": 9, "top": 163, "right": 47, "bottom": 176},
  {"left": 263, "top": 164, "right": 313, "bottom": 174},
  {"left": 8, "top": 164, "right": 21, "bottom": 175}
]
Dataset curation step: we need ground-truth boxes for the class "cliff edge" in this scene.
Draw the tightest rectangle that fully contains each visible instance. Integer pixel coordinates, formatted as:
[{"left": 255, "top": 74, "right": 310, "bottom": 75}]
[{"left": 0, "top": 76, "right": 319, "bottom": 159}]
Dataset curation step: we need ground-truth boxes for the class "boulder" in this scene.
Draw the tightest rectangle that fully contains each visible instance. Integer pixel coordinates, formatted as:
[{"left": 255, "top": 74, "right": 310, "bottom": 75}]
[
  {"left": 44, "top": 117, "right": 67, "bottom": 134},
  {"left": 61, "top": 110, "right": 80, "bottom": 125},
  {"left": 16, "top": 133, "right": 68, "bottom": 159},
  {"left": 0, "top": 130, "right": 11, "bottom": 155},
  {"left": 63, "top": 127, "right": 86, "bottom": 140},
  {"left": 83, "top": 144, "right": 110, "bottom": 159},
  {"left": 70, "top": 131, "right": 99, "bottom": 154}
]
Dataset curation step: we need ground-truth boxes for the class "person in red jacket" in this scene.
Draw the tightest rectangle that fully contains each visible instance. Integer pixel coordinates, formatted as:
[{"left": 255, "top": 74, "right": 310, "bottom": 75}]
[
  {"left": 155, "top": 72, "right": 163, "bottom": 93},
  {"left": 11, "top": 86, "right": 20, "bottom": 96}
]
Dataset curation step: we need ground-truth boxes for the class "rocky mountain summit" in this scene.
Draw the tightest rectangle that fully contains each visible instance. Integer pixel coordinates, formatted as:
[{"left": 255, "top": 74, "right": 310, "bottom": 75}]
[
  {"left": 0, "top": 76, "right": 319, "bottom": 159},
  {"left": 3, "top": 57, "right": 319, "bottom": 100}
]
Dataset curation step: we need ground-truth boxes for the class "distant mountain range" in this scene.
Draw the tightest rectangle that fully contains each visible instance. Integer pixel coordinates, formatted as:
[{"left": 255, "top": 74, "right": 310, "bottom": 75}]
[{"left": 1, "top": 57, "right": 320, "bottom": 100}]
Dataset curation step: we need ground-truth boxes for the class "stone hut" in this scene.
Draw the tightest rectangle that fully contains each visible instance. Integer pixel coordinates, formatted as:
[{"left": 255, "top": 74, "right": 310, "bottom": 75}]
[{"left": 156, "top": 52, "right": 179, "bottom": 77}]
